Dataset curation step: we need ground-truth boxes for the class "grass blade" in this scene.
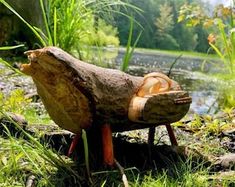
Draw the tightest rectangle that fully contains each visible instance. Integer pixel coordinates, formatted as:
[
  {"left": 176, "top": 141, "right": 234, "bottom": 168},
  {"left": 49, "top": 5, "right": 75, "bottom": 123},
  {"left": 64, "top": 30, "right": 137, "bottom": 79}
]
[
  {"left": 121, "top": 16, "right": 142, "bottom": 72},
  {"left": 39, "top": 0, "right": 53, "bottom": 45},
  {"left": 121, "top": 17, "right": 134, "bottom": 72},
  {"left": 0, "top": 58, "right": 24, "bottom": 75},
  {"left": 0, "top": 44, "right": 24, "bottom": 50},
  {"left": 53, "top": 8, "right": 57, "bottom": 46},
  {"left": 82, "top": 129, "right": 92, "bottom": 183}
]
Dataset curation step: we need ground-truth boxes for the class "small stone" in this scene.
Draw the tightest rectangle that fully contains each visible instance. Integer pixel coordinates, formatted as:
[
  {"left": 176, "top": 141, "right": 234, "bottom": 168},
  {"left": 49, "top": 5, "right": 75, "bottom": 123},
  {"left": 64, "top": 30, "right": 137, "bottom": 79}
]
[{"left": 214, "top": 153, "right": 235, "bottom": 170}]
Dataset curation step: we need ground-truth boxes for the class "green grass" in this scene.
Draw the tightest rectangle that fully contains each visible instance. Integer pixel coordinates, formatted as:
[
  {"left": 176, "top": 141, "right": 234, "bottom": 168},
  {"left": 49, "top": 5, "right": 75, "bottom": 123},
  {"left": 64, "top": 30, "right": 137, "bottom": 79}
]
[
  {"left": 0, "top": 108, "right": 234, "bottom": 186},
  {"left": 137, "top": 170, "right": 232, "bottom": 187},
  {"left": 0, "top": 126, "right": 232, "bottom": 187},
  {"left": 0, "top": 89, "right": 52, "bottom": 125},
  {"left": 0, "top": 115, "right": 83, "bottom": 187},
  {"left": 0, "top": 86, "right": 232, "bottom": 186}
]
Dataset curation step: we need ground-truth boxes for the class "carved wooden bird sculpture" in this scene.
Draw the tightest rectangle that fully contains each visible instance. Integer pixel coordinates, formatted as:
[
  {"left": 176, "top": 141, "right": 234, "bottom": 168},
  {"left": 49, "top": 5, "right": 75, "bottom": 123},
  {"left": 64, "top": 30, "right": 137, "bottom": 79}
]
[{"left": 21, "top": 47, "right": 191, "bottom": 167}]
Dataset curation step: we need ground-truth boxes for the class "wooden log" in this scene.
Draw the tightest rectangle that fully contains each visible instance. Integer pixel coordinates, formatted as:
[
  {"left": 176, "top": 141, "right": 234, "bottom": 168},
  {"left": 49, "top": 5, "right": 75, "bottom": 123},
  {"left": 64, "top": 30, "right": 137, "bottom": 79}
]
[
  {"left": 128, "top": 92, "right": 191, "bottom": 123},
  {"left": 20, "top": 47, "right": 191, "bottom": 134}
]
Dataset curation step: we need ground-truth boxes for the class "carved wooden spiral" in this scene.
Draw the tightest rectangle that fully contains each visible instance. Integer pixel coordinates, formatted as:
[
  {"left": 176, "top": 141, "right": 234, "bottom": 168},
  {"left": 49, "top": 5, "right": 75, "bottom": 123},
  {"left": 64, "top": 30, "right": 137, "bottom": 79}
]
[{"left": 136, "top": 72, "right": 172, "bottom": 97}]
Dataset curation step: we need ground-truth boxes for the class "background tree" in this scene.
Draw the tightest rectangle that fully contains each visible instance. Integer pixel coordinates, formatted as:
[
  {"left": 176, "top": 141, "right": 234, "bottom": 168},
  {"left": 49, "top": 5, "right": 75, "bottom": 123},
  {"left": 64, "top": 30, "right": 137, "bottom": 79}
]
[
  {"left": 114, "top": 0, "right": 160, "bottom": 48},
  {"left": 155, "top": 2, "right": 179, "bottom": 50},
  {"left": 0, "top": 0, "right": 214, "bottom": 54},
  {"left": 114, "top": 0, "right": 209, "bottom": 52}
]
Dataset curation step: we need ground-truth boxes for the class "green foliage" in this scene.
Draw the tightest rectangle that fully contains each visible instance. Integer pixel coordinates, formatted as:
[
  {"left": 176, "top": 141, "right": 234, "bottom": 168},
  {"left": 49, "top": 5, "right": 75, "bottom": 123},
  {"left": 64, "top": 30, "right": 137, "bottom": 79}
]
[
  {"left": 0, "top": 90, "right": 31, "bottom": 115},
  {"left": 48, "top": 0, "right": 124, "bottom": 52},
  {"left": 0, "top": 88, "right": 50, "bottom": 124},
  {"left": 171, "top": 1, "right": 208, "bottom": 52},
  {"left": 48, "top": 0, "right": 88, "bottom": 51},
  {"left": 178, "top": 3, "right": 205, "bottom": 27},
  {"left": 114, "top": 0, "right": 158, "bottom": 48},
  {"left": 194, "top": 26, "right": 210, "bottom": 52},
  {"left": 178, "top": 114, "right": 235, "bottom": 137},
  {"left": 179, "top": 3, "right": 235, "bottom": 74},
  {"left": 209, "top": 20, "right": 235, "bottom": 74},
  {"left": 81, "top": 18, "right": 120, "bottom": 47},
  {"left": 155, "top": 34, "right": 180, "bottom": 50},
  {"left": 178, "top": 2, "right": 235, "bottom": 112},
  {"left": 114, "top": 0, "right": 209, "bottom": 52},
  {"left": 0, "top": 0, "right": 123, "bottom": 54},
  {"left": 178, "top": 2, "right": 235, "bottom": 110},
  {"left": 175, "top": 26, "right": 198, "bottom": 51},
  {"left": 218, "top": 83, "right": 235, "bottom": 109}
]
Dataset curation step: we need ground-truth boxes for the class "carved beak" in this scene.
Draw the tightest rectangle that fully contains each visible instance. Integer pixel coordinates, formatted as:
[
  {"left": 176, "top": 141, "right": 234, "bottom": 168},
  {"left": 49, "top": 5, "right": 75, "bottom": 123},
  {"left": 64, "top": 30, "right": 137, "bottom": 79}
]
[{"left": 20, "top": 50, "right": 41, "bottom": 75}]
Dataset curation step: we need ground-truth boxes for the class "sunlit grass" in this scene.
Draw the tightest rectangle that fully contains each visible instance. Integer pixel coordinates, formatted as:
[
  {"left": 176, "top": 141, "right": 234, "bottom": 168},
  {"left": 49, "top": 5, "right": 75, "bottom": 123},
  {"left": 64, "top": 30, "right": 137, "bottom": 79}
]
[
  {"left": 131, "top": 158, "right": 231, "bottom": 187},
  {"left": 23, "top": 108, "right": 52, "bottom": 125},
  {"left": 0, "top": 115, "right": 82, "bottom": 187},
  {"left": 0, "top": 88, "right": 51, "bottom": 125},
  {"left": 0, "top": 134, "right": 230, "bottom": 187}
]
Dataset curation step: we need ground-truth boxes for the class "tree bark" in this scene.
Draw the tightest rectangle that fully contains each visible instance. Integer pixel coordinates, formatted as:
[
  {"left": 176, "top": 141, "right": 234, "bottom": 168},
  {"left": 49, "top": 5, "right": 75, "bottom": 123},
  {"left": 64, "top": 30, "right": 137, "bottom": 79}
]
[{"left": 21, "top": 47, "right": 191, "bottom": 133}]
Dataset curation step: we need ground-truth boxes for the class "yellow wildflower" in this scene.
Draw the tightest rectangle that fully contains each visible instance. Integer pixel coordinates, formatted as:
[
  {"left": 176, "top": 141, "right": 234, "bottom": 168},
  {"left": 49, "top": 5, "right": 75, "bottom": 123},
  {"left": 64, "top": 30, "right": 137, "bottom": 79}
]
[{"left": 207, "top": 33, "right": 216, "bottom": 44}]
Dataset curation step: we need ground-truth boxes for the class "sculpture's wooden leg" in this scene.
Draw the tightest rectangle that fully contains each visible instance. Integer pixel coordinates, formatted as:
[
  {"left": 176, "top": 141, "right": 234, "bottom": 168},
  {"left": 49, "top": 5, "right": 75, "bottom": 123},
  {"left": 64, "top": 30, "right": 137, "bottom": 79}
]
[
  {"left": 101, "top": 124, "right": 129, "bottom": 187},
  {"left": 165, "top": 124, "right": 178, "bottom": 146},
  {"left": 148, "top": 127, "right": 155, "bottom": 163},
  {"left": 67, "top": 133, "right": 80, "bottom": 157},
  {"left": 101, "top": 124, "right": 114, "bottom": 166}
]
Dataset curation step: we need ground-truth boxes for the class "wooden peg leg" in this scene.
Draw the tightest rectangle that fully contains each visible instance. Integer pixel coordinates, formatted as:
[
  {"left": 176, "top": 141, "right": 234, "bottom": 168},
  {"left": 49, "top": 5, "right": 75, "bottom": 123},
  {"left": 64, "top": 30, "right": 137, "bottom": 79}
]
[
  {"left": 148, "top": 127, "right": 156, "bottom": 162},
  {"left": 101, "top": 124, "right": 114, "bottom": 166},
  {"left": 165, "top": 124, "right": 178, "bottom": 146},
  {"left": 101, "top": 124, "right": 129, "bottom": 186},
  {"left": 67, "top": 133, "right": 80, "bottom": 157}
]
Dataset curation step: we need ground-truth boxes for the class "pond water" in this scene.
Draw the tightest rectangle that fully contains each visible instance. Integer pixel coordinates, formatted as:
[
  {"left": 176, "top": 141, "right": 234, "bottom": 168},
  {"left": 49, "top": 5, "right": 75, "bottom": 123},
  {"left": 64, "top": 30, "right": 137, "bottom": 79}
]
[{"left": 112, "top": 49, "right": 222, "bottom": 115}]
